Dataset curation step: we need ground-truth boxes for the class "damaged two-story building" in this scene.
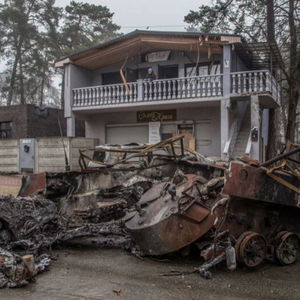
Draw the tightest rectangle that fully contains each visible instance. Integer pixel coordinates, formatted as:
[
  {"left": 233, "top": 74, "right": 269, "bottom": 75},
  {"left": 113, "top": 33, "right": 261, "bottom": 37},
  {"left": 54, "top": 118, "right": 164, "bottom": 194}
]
[{"left": 55, "top": 30, "right": 282, "bottom": 161}]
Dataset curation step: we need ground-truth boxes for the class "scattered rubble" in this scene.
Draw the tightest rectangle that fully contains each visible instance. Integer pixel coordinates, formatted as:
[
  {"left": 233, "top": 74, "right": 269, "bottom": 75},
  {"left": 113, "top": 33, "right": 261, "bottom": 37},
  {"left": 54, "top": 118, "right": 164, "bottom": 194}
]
[
  {"left": 0, "top": 248, "right": 50, "bottom": 288},
  {"left": 0, "top": 136, "right": 299, "bottom": 287}
]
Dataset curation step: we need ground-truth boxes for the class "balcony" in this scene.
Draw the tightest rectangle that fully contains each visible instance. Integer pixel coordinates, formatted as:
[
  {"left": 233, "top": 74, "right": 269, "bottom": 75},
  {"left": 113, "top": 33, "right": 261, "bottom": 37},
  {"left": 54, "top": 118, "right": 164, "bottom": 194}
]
[
  {"left": 72, "top": 70, "right": 280, "bottom": 109},
  {"left": 231, "top": 70, "right": 280, "bottom": 104}
]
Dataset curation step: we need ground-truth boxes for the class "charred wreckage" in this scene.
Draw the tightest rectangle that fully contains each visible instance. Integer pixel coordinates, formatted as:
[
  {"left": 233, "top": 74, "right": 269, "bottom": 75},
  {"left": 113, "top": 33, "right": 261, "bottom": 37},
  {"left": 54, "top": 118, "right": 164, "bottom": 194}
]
[{"left": 0, "top": 135, "right": 299, "bottom": 287}]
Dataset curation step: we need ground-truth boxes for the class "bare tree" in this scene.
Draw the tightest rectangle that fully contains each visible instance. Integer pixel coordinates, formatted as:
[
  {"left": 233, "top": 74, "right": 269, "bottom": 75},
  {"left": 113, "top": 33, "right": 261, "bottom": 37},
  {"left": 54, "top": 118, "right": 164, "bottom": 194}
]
[{"left": 185, "top": 0, "right": 300, "bottom": 148}]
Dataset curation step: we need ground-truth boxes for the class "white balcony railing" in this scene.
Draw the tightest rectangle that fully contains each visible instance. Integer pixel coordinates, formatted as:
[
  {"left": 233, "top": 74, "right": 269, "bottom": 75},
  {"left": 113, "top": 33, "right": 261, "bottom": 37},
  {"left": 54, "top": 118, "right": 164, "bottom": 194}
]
[
  {"left": 72, "top": 71, "right": 280, "bottom": 108},
  {"left": 231, "top": 70, "right": 280, "bottom": 104},
  {"left": 72, "top": 74, "right": 223, "bottom": 108},
  {"left": 143, "top": 75, "right": 223, "bottom": 101},
  {"left": 73, "top": 82, "right": 138, "bottom": 107}
]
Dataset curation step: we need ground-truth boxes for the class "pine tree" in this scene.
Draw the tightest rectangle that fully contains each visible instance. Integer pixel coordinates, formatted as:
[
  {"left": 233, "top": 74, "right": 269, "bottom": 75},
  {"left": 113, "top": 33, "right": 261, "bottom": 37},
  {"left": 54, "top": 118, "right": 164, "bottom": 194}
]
[
  {"left": 61, "top": 1, "right": 121, "bottom": 54},
  {"left": 0, "top": 0, "right": 121, "bottom": 106}
]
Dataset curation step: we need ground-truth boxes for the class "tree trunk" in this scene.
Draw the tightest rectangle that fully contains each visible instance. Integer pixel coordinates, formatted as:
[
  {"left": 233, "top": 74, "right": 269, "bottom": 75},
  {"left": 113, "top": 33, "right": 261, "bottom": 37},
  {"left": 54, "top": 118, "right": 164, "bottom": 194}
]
[
  {"left": 7, "top": 54, "right": 19, "bottom": 106},
  {"left": 285, "top": 0, "right": 299, "bottom": 143},
  {"left": 40, "top": 75, "right": 45, "bottom": 106},
  {"left": 19, "top": 55, "right": 25, "bottom": 104},
  {"left": 266, "top": 0, "right": 277, "bottom": 159},
  {"left": 266, "top": 0, "right": 275, "bottom": 41},
  {"left": 266, "top": 109, "right": 277, "bottom": 159},
  {"left": 7, "top": 38, "right": 23, "bottom": 106},
  {"left": 286, "top": 85, "right": 299, "bottom": 142}
]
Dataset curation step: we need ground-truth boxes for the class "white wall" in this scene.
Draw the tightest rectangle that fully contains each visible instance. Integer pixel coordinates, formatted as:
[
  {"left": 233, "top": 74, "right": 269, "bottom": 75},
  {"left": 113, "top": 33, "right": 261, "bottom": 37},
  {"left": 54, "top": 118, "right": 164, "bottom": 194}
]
[
  {"left": 0, "top": 139, "right": 19, "bottom": 173},
  {"left": 36, "top": 137, "right": 71, "bottom": 173},
  {"left": 36, "top": 137, "right": 98, "bottom": 172},
  {"left": 0, "top": 138, "right": 98, "bottom": 173},
  {"left": 178, "top": 107, "right": 221, "bottom": 156},
  {"left": 64, "top": 64, "right": 93, "bottom": 118},
  {"left": 85, "top": 105, "right": 221, "bottom": 157}
]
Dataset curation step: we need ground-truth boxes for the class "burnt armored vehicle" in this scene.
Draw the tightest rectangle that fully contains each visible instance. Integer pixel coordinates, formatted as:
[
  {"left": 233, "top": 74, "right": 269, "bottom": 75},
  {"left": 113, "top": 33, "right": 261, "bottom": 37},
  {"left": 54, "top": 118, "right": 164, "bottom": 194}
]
[{"left": 126, "top": 146, "right": 300, "bottom": 275}]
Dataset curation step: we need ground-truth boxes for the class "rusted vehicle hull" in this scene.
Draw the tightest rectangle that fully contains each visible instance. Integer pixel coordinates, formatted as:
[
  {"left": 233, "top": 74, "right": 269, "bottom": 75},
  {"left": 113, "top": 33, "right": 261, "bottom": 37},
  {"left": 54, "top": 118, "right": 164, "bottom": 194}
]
[
  {"left": 218, "top": 160, "right": 300, "bottom": 268},
  {"left": 126, "top": 166, "right": 224, "bottom": 255},
  {"left": 126, "top": 196, "right": 216, "bottom": 255},
  {"left": 126, "top": 151, "right": 300, "bottom": 274},
  {"left": 223, "top": 161, "right": 299, "bottom": 206}
]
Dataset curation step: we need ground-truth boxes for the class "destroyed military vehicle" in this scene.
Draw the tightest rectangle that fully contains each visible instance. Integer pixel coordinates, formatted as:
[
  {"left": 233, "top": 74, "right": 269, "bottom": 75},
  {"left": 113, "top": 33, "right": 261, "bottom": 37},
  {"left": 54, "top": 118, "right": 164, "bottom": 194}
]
[{"left": 0, "top": 135, "right": 299, "bottom": 286}]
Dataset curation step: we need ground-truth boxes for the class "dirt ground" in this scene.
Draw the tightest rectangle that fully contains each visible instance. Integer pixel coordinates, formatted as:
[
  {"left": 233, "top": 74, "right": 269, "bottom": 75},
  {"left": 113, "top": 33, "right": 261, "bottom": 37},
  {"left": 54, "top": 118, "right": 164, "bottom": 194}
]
[{"left": 2, "top": 247, "right": 300, "bottom": 300}]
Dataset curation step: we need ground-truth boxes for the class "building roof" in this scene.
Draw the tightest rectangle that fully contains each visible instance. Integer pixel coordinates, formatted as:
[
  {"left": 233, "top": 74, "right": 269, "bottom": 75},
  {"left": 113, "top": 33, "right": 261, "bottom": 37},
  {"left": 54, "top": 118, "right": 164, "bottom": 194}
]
[
  {"left": 235, "top": 41, "right": 284, "bottom": 70},
  {"left": 55, "top": 30, "right": 242, "bottom": 70},
  {"left": 55, "top": 30, "right": 283, "bottom": 71}
]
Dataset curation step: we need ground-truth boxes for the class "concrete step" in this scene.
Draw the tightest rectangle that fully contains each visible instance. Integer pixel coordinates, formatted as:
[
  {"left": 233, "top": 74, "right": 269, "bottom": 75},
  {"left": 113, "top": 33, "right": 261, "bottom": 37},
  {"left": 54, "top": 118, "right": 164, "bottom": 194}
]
[
  {"left": 235, "top": 141, "right": 248, "bottom": 146},
  {"left": 234, "top": 142, "right": 247, "bottom": 148},
  {"left": 232, "top": 106, "right": 251, "bottom": 158},
  {"left": 236, "top": 142, "right": 247, "bottom": 146},
  {"left": 234, "top": 149, "right": 247, "bottom": 154},
  {"left": 235, "top": 139, "right": 248, "bottom": 145},
  {"left": 235, "top": 145, "right": 247, "bottom": 151},
  {"left": 233, "top": 148, "right": 245, "bottom": 152},
  {"left": 232, "top": 151, "right": 245, "bottom": 157},
  {"left": 237, "top": 131, "right": 249, "bottom": 136},
  {"left": 236, "top": 134, "right": 248, "bottom": 140},
  {"left": 234, "top": 149, "right": 245, "bottom": 152}
]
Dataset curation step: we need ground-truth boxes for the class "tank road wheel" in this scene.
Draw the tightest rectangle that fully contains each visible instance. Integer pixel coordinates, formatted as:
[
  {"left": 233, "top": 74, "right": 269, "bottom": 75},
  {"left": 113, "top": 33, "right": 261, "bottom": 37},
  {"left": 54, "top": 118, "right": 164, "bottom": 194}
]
[
  {"left": 275, "top": 232, "right": 300, "bottom": 265},
  {"left": 235, "top": 231, "right": 267, "bottom": 268}
]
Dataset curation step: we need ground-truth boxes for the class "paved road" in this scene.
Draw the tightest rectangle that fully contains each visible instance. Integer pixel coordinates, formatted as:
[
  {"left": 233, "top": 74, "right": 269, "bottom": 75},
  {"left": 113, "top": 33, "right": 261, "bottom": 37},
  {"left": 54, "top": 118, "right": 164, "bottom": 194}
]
[{"left": 2, "top": 248, "right": 299, "bottom": 300}]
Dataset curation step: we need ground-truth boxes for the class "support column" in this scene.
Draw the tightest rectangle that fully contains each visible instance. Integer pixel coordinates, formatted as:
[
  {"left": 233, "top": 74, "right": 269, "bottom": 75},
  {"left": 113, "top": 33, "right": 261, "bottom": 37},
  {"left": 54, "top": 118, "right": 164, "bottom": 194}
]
[
  {"left": 64, "top": 64, "right": 75, "bottom": 137},
  {"left": 67, "top": 114, "right": 75, "bottom": 137},
  {"left": 220, "top": 98, "right": 230, "bottom": 157},
  {"left": 250, "top": 94, "right": 261, "bottom": 161},
  {"left": 178, "top": 63, "right": 185, "bottom": 78},
  {"left": 137, "top": 79, "right": 144, "bottom": 101},
  {"left": 220, "top": 44, "right": 232, "bottom": 158},
  {"left": 63, "top": 64, "right": 92, "bottom": 137},
  {"left": 152, "top": 65, "right": 159, "bottom": 78},
  {"left": 222, "top": 44, "right": 231, "bottom": 97}
]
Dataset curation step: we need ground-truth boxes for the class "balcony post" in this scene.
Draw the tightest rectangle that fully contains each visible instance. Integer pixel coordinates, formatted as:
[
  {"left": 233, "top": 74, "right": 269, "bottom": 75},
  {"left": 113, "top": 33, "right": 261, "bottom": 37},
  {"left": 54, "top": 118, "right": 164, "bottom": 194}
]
[
  {"left": 67, "top": 113, "right": 75, "bottom": 137},
  {"left": 222, "top": 44, "right": 231, "bottom": 96},
  {"left": 220, "top": 45, "right": 232, "bottom": 157},
  {"left": 220, "top": 98, "right": 230, "bottom": 158},
  {"left": 137, "top": 79, "right": 144, "bottom": 102},
  {"left": 64, "top": 64, "right": 75, "bottom": 137}
]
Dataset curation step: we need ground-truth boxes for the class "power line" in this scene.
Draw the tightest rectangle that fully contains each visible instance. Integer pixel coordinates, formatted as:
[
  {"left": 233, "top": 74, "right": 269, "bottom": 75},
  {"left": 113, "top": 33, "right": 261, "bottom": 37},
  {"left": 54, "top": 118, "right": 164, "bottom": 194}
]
[{"left": 121, "top": 25, "right": 188, "bottom": 29}]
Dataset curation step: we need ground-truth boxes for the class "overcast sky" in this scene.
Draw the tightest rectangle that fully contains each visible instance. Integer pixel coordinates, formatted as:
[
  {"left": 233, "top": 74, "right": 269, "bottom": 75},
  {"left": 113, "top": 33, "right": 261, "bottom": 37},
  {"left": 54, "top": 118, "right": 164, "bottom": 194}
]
[
  {"left": 0, "top": 0, "right": 208, "bottom": 70},
  {"left": 56, "top": 0, "right": 208, "bottom": 33}
]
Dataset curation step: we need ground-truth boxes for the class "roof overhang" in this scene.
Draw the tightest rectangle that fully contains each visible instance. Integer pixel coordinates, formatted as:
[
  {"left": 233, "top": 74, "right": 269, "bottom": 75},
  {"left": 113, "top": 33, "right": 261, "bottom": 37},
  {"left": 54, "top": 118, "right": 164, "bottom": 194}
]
[
  {"left": 55, "top": 31, "right": 242, "bottom": 70},
  {"left": 235, "top": 41, "right": 284, "bottom": 70}
]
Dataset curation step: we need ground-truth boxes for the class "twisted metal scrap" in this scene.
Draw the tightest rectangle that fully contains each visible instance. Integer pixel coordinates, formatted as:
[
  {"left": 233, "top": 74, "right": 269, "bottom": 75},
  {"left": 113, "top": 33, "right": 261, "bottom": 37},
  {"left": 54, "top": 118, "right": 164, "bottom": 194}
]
[
  {"left": 0, "top": 195, "right": 131, "bottom": 253},
  {"left": 0, "top": 195, "right": 59, "bottom": 241},
  {"left": 0, "top": 248, "right": 51, "bottom": 288}
]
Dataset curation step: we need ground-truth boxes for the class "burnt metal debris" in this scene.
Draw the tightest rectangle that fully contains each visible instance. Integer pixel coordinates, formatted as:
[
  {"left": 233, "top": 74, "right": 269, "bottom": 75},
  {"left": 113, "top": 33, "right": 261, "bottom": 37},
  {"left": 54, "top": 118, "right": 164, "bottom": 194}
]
[
  {"left": 0, "top": 249, "right": 50, "bottom": 288},
  {"left": 0, "top": 135, "right": 299, "bottom": 287}
]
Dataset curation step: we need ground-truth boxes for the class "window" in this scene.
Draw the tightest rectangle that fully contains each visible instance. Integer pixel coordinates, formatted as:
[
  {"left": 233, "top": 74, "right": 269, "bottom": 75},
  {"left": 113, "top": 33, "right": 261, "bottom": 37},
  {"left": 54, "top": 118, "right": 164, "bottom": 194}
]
[
  {"left": 0, "top": 121, "right": 12, "bottom": 139},
  {"left": 137, "top": 68, "right": 149, "bottom": 80},
  {"left": 102, "top": 72, "right": 122, "bottom": 85},
  {"left": 185, "top": 62, "right": 221, "bottom": 77}
]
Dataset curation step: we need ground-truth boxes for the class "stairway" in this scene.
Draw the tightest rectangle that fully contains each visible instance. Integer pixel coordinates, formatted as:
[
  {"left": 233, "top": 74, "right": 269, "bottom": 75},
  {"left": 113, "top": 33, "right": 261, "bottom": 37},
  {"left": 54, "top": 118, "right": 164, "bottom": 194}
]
[{"left": 232, "top": 107, "right": 251, "bottom": 158}]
